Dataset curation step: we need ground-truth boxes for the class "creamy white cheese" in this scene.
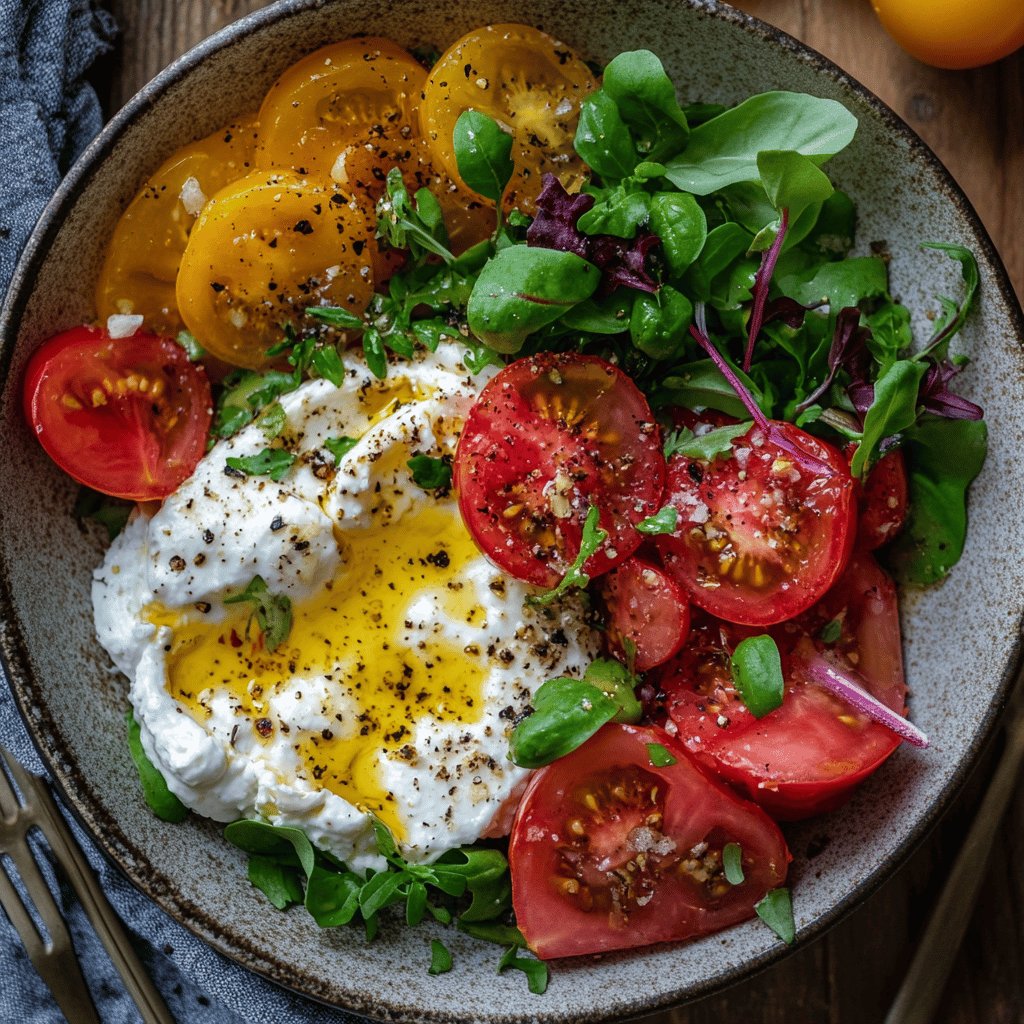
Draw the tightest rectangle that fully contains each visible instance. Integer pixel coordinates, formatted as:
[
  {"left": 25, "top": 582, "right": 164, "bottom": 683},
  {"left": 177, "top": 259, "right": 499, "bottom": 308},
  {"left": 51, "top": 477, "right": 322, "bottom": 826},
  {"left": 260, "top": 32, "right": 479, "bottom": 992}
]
[{"left": 93, "top": 344, "right": 599, "bottom": 871}]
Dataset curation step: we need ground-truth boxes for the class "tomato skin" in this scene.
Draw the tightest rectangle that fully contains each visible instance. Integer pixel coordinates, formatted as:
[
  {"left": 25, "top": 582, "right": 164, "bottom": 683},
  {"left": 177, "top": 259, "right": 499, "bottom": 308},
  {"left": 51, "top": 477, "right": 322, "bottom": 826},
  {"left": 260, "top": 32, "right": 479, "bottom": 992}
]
[
  {"left": 656, "top": 420, "right": 856, "bottom": 626},
  {"left": 600, "top": 557, "right": 690, "bottom": 672},
  {"left": 657, "top": 553, "right": 906, "bottom": 820},
  {"left": 509, "top": 724, "right": 791, "bottom": 958},
  {"left": 871, "top": 0, "right": 1024, "bottom": 69},
  {"left": 23, "top": 326, "right": 212, "bottom": 501},
  {"left": 455, "top": 352, "right": 666, "bottom": 588},
  {"left": 856, "top": 447, "right": 909, "bottom": 550}
]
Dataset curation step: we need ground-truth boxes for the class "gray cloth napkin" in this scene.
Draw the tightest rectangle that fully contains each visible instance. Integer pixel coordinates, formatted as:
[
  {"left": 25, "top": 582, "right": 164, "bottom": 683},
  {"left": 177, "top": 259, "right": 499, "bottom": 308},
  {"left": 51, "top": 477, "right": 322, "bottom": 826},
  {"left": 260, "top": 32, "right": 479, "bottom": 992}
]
[{"left": 0, "top": 2, "right": 362, "bottom": 1021}]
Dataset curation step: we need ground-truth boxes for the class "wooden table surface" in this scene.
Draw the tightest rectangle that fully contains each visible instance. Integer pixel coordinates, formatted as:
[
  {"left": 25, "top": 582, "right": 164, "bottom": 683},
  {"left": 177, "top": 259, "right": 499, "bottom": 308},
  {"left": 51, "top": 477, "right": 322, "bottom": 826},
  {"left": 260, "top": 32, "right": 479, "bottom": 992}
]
[{"left": 94, "top": 2, "right": 1024, "bottom": 1022}]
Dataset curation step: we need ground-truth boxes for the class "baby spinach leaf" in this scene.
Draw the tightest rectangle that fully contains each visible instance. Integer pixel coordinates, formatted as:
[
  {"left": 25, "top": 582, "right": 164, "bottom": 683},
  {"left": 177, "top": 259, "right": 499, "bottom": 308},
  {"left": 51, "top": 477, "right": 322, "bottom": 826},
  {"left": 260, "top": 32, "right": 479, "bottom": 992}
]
[
  {"left": 629, "top": 285, "right": 693, "bottom": 360},
  {"left": 560, "top": 293, "right": 634, "bottom": 334},
  {"left": 730, "top": 635, "right": 784, "bottom": 718},
  {"left": 305, "top": 865, "right": 363, "bottom": 927},
  {"left": 577, "top": 185, "right": 650, "bottom": 238},
  {"left": 665, "top": 91, "right": 857, "bottom": 195},
  {"left": 663, "top": 421, "right": 752, "bottom": 461},
  {"left": 647, "top": 742, "right": 677, "bottom": 767},
  {"left": 407, "top": 454, "right": 452, "bottom": 491},
  {"left": 435, "top": 848, "right": 511, "bottom": 922},
  {"left": 225, "top": 447, "right": 296, "bottom": 482},
  {"left": 498, "top": 946, "right": 549, "bottom": 995},
  {"left": 224, "top": 574, "right": 293, "bottom": 652},
  {"left": 526, "top": 504, "right": 607, "bottom": 605},
  {"left": 248, "top": 855, "right": 304, "bottom": 910},
  {"left": 453, "top": 110, "right": 515, "bottom": 204},
  {"left": 428, "top": 939, "right": 454, "bottom": 976},
  {"left": 755, "top": 887, "right": 796, "bottom": 944},
  {"left": 757, "top": 149, "right": 834, "bottom": 226},
  {"left": 467, "top": 246, "right": 600, "bottom": 353},
  {"left": 648, "top": 192, "right": 706, "bottom": 276},
  {"left": 849, "top": 359, "right": 926, "bottom": 479},
  {"left": 574, "top": 89, "right": 638, "bottom": 182},
  {"left": 723, "top": 843, "right": 745, "bottom": 885},
  {"left": 458, "top": 921, "right": 528, "bottom": 947},
  {"left": 684, "top": 222, "right": 753, "bottom": 302},
  {"left": 325, "top": 436, "right": 359, "bottom": 462},
  {"left": 635, "top": 505, "right": 678, "bottom": 535},
  {"left": 886, "top": 417, "right": 987, "bottom": 585},
  {"left": 125, "top": 710, "right": 187, "bottom": 823},
  {"left": 224, "top": 819, "right": 316, "bottom": 878}
]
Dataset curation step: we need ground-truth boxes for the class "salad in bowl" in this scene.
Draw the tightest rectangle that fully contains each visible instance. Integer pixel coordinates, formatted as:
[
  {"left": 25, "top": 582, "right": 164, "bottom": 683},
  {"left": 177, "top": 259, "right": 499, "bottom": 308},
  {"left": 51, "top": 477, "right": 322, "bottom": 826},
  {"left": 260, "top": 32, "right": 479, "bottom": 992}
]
[{"left": 8, "top": 8, "right": 1002, "bottom": 1014}]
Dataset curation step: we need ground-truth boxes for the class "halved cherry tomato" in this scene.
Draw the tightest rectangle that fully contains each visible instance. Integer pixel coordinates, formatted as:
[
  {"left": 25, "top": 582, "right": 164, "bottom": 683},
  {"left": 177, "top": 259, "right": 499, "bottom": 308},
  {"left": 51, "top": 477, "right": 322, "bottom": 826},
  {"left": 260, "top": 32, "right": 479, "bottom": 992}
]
[
  {"left": 176, "top": 171, "right": 374, "bottom": 369},
  {"left": 656, "top": 419, "right": 856, "bottom": 626},
  {"left": 600, "top": 557, "right": 690, "bottom": 671},
  {"left": 254, "top": 38, "right": 425, "bottom": 179},
  {"left": 509, "top": 723, "right": 791, "bottom": 958},
  {"left": 455, "top": 352, "right": 666, "bottom": 588},
  {"left": 853, "top": 446, "right": 909, "bottom": 550},
  {"left": 657, "top": 553, "right": 906, "bottom": 819},
  {"left": 95, "top": 117, "right": 259, "bottom": 336},
  {"left": 23, "top": 326, "right": 212, "bottom": 500},
  {"left": 420, "top": 24, "right": 596, "bottom": 213}
]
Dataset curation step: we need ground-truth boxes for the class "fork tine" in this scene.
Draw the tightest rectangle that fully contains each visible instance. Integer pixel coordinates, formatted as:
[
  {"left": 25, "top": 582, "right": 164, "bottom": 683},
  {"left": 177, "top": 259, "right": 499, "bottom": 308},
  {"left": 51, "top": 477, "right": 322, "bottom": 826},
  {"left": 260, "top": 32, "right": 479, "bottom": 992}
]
[{"left": 0, "top": 752, "right": 21, "bottom": 820}]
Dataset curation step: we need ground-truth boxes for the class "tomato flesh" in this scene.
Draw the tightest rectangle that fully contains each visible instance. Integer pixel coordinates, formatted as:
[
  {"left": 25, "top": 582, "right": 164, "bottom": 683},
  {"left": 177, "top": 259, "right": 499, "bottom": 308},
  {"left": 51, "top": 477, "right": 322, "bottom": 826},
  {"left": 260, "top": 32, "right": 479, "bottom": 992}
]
[
  {"left": 455, "top": 352, "right": 666, "bottom": 588},
  {"left": 657, "top": 553, "right": 906, "bottom": 819},
  {"left": 509, "top": 724, "right": 791, "bottom": 958},
  {"left": 857, "top": 447, "right": 909, "bottom": 550},
  {"left": 23, "top": 326, "right": 212, "bottom": 501},
  {"left": 656, "top": 419, "right": 856, "bottom": 626},
  {"left": 600, "top": 557, "right": 690, "bottom": 671}
]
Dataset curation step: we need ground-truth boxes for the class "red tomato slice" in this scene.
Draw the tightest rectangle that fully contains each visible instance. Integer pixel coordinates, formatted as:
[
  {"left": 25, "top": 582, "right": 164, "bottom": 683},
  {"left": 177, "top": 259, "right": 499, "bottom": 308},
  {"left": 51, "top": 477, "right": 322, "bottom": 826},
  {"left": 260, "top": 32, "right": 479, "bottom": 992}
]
[
  {"left": 657, "top": 553, "right": 906, "bottom": 819},
  {"left": 854, "top": 446, "right": 909, "bottom": 550},
  {"left": 600, "top": 557, "right": 690, "bottom": 671},
  {"left": 23, "top": 326, "right": 212, "bottom": 501},
  {"left": 455, "top": 353, "right": 665, "bottom": 588},
  {"left": 656, "top": 419, "right": 856, "bottom": 625},
  {"left": 509, "top": 723, "right": 791, "bottom": 958}
]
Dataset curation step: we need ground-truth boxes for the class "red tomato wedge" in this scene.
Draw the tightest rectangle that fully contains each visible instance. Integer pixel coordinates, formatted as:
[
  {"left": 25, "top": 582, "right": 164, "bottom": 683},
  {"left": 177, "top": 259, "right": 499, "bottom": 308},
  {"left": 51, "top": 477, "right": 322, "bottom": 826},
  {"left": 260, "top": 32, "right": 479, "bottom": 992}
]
[
  {"left": 856, "top": 447, "right": 909, "bottom": 550},
  {"left": 455, "top": 352, "right": 666, "bottom": 588},
  {"left": 657, "top": 553, "right": 906, "bottom": 820},
  {"left": 23, "top": 326, "right": 212, "bottom": 501},
  {"left": 656, "top": 419, "right": 856, "bottom": 626},
  {"left": 600, "top": 557, "right": 690, "bottom": 671},
  {"left": 509, "top": 724, "right": 791, "bottom": 958}
]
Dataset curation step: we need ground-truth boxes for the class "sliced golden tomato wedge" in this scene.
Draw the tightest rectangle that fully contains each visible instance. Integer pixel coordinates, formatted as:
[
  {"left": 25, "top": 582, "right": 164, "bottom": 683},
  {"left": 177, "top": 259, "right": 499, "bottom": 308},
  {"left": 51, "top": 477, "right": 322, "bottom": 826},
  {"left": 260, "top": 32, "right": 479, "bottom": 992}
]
[
  {"left": 176, "top": 171, "right": 373, "bottom": 369},
  {"left": 95, "top": 117, "right": 259, "bottom": 335},
  {"left": 420, "top": 24, "right": 596, "bottom": 214}
]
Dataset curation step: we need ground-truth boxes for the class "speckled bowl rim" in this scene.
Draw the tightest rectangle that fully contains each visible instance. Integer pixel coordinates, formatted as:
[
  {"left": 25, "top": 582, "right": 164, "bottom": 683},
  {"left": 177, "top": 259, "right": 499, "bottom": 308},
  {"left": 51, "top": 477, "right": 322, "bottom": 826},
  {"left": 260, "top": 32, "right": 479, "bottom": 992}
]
[{"left": 1, "top": 0, "right": 1022, "bottom": 1020}]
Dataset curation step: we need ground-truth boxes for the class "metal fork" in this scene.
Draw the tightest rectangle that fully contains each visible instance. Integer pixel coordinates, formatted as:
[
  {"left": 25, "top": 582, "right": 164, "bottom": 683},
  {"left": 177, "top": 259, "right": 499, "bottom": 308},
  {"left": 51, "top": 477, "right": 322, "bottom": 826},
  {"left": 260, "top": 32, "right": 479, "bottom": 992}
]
[{"left": 0, "top": 746, "right": 175, "bottom": 1024}]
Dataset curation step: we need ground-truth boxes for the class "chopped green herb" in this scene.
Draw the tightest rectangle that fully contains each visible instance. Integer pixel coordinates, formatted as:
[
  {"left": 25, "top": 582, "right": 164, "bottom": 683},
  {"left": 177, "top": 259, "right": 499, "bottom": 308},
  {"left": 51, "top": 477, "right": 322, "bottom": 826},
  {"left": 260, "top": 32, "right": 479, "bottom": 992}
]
[
  {"left": 527, "top": 505, "right": 607, "bottom": 606},
  {"left": 212, "top": 369, "right": 295, "bottom": 440},
  {"left": 306, "top": 305, "right": 364, "bottom": 330},
  {"left": 325, "top": 436, "right": 359, "bottom": 462},
  {"left": 819, "top": 617, "right": 843, "bottom": 644},
  {"left": 730, "top": 635, "right": 784, "bottom": 718},
  {"left": 256, "top": 401, "right": 287, "bottom": 440},
  {"left": 755, "top": 887, "right": 796, "bottom": 944},
  {"left": 125, "top": 710, "right": 187, "bottom": 823},
  {"left": 408, "top": 454, "right": 452, "bottom": 490},
  {"left": 498, "top": 945, "right": 549, "bottom": 995},
  {"left": 175, "top": 329, "right": 205, "bottom": 361},
  {"left": 73, "top": 486, "right": 131, "bottom": 541},
  {"left": 722, "top": 842, "right": 745, "bottom": 885},
  {"left": 225, "top": 448, "right": 296, "bottom": 483},
  {"left": 663, "top": 421, "right": 751, "bottom": 461},
  {"left": 224, "top": 575, "right": 293, "bottom": 652},
  {"left": 646, "top": 742, "right": 677, "bottom": 767},
  {"left": 635, "top": 506, "right": 678, "bottom": 535},
  {"left": 311, "top": 344, "right": 345, "bottom": 386},
  {"left": 376, "top": 167, "right": 454, "bottom": 265},
  {"left": 428, "top": 939, "right": 454, "bottom": 976}
]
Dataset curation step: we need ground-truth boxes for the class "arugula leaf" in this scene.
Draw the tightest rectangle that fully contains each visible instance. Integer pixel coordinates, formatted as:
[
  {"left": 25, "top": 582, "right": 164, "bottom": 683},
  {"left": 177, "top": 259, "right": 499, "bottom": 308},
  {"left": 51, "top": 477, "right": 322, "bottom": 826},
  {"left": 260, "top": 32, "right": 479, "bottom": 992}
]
[
  {"left": 636, "top": 506, "right": 678, "bottom": 535},
  {"left": 498, "top": 945, "right": 549, "bottom": 995},
  {"left": 324, "top": 436, "right": 359, "bottom": 462},
  {"left": 663, "top": 421, "right": 752, "bottom": 461},
  {"left": 453, "top": 110, "right": 515, "bottom": 204},
  {"left": 755, "top": 887, "right": 796, "bottom": 944},
  {"left": 647, "top": 742, "right": 677, "bottom": 767},
  {"left": 434, "top": 847, "right": 512, "bottom": 922},
  {"left": 849, "top": 359, "right": 926, "bottom": 479},
  {"left": 723, "top": 843, "right": 745, "bottom": 885},
  {"left": 376, "top": 167, "right": 454, "bottom": 264},
  {"left": 886, "top": 417, "right": 987, "bottom": 585},
  {"left": 919, "top": 242, "right": 979, "bottom": 358},
  {"left": 467, "top": 246, "right": 600, "bottom": 353},
  {"left": 305, "top": 865, "right": 363, "bottom": 926},
  {"left": 781, "top": 256, "right": 889, "bottom": 313},
  {"left": 665, "top": 92, "right": 857, "bottom": 195},
  {"left": 125, "top": 710, "right": 187, "bottom": 823},
  {"left": 248, "top": 855, "right": 304, "bottom": 910},
  {"left": 428, "top": 939, "right": 454, "bottom": 976},
  {"left": 730, "top": 635, "right": 784, "bottom": 718},
  {"left": 225, "top": 448, "right": 296, "bottom": 482},
  {"left": 407, "top": 454, "right": 452, "bottom": 491},
  {"left": 526, "top": 505, "right": 607, "bottom": 605},
  {"left": 74, "top": 486, "right": 131, "bottom": 541},
  {"left": 224, "top": 575, "right": 293, "bottom": 652}
]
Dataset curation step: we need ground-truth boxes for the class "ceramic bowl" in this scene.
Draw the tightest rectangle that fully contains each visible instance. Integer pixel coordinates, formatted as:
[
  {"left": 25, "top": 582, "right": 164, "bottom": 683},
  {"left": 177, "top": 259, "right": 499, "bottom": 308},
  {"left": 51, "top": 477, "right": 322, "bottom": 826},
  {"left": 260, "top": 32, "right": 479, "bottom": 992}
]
[{"left": 2, "top": 0, "right": 1023, "bottom": 1020}]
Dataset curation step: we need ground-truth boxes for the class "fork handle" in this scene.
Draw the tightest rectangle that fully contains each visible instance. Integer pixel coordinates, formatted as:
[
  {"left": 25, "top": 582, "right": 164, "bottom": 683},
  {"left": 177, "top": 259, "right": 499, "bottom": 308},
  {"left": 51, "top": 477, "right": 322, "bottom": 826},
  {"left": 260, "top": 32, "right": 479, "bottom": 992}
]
[{"left": 35, "top": 785, "right": 177, "bottom": 1024}]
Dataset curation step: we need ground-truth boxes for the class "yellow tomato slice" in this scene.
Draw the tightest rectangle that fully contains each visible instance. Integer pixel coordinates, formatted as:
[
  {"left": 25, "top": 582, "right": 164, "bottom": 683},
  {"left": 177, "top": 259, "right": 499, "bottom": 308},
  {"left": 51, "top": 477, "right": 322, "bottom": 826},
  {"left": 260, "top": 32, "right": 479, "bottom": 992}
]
[
  {"left": 175, "top": 172, "right": 374, "bottom": 369},
  {"left": 420, "top": 24, "right": 596, "bottom": 214},
  {"left": 255, "top": 38, "right": 426, "bottom": 178},
  {"left": 96, "top": 118, "right": 259, "bottom": 336}
]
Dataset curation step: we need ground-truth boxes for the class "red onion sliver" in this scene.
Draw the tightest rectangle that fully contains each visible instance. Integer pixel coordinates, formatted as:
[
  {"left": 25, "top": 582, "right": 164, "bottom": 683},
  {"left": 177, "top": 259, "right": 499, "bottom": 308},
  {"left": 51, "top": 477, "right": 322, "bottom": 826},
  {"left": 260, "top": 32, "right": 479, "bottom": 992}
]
[{"left": 804, "top": 653, "right": 929, "bottom": 748}]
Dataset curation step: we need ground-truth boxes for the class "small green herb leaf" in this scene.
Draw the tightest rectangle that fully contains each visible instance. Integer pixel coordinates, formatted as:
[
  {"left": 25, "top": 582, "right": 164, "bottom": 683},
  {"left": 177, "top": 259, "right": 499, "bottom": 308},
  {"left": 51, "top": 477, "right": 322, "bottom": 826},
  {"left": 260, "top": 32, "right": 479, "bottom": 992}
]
[
  {"left": 325, "top": 436, "right": 359, "bottom": 462},
  {"left": 248, "top": 855, "right": 304, "bottom": 910},
  {"left": 311, "top": 344, "right": 345, "bottom": 387},
  {"left": 224, "top": 575, "right": 293, "bottom": 652},
  {"left": 498, "top": 946, "right": 549, "bottom": 995},
  {"left": 256, "top": 401, "right": 287, "bottom": 440},
  {"left": 722, "top": 842, "right": 745, "bottom": 885},
  {"left": 428, "top": 939, "right": 454, "bottom": 976},
  {"left": 453, "top": 110, "right": 515, "bottom": 204},
  {"left": 636, "top": 506, "right": 678, "bottom": 535},
  {"left": 755, "top": 887, "right": 796, "bottom": 944},
  {"left": 376, "top": 167, "right": 454, "bottom": 264},
  {"left": 919, "top": 242, "right": 979, "bottom": 358},
  {"left": 306, "top": 305, "right": 364, "bottom": 330},
  {"left": 819, "top": 617, "right": 843, "bottom": 644},
  {"left": 663, "top": 421, "right": 752, "bottom": 461},
  {"left": 458, "top": 921, "right": 527, "bottom": 947},
  {"left": 408, "top": 454, "right": 452, "bottom": 491},
  {"left": 730, "top": 635, "right": 784, "bottom": 718},
  {"left": 849, "top": 359, "right": 926, "bottom": 479},
  {"left": 225, "top": 448, "right": 296, "bottom": 482},
  {"left": 647, "top": 742, "right": 677, "bottom": 767},
  {"left": 125, "top": 710, "right": 187, "bottom": 822},
  {"left": 175, "top": 329, "right": 205, "bottom": 361},
  {"left": 526, "top": 505, "right": 607, "bottom": 606},
  {"left": 213, "top": 369, "right": 296, "bottom": 439},
  {"left": 74, "top": 487, "right": 131, "bottom": 541},
  {"left": 223, "top": 819, "right": 316, "bottom": 878}
]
